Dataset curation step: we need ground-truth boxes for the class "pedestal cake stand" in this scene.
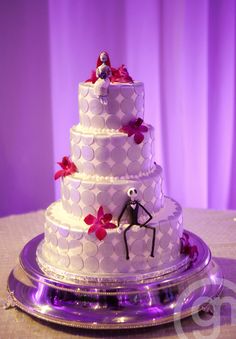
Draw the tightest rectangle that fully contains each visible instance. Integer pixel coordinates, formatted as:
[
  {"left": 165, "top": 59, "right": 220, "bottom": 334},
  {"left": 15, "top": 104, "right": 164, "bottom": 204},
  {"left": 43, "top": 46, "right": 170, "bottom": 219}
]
[{"left": 6, "top": 230, "right": 223, "bottom": 329}]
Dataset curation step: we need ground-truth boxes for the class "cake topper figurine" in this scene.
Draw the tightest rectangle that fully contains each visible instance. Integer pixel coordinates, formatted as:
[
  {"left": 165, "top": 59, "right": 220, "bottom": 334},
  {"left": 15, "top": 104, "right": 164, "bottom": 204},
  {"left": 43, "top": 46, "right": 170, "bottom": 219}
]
[
  {"left": 118, "top": 188, "right": 156, "bottom": 260},
  {"left": 94, "top": 51, "right": 112, "bottom": 105},
  {"left": 86, "top": 52, "right": 134, "bottom": 85}
]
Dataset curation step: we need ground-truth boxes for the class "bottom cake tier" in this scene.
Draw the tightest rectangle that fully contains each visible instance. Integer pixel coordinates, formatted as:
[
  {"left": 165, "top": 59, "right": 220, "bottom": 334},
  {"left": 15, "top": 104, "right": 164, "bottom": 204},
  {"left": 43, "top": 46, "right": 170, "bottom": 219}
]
[{"left": 37, "top": 196, "right": 187, "bottom": 282}]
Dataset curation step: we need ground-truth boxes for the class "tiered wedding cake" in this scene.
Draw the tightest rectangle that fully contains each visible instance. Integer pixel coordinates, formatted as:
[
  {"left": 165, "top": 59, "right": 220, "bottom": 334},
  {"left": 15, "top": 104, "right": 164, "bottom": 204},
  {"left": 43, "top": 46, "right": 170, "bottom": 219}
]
[{"left": 37, "top": 52, "right": 187, "bottom": 281}]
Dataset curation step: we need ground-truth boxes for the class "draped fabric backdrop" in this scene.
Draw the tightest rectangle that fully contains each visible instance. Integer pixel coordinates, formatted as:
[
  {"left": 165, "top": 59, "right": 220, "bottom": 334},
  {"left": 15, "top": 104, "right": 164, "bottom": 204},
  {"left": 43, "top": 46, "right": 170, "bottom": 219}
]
[{"left": 1, "top": 0, "right": 236, "bottom": 217}]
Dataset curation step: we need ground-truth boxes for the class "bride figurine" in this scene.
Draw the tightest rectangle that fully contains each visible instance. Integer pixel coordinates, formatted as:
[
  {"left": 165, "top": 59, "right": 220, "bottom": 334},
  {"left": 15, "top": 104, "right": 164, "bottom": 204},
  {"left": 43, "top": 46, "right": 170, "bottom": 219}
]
[{"left": 94, "top": 51, "right": 112, "bottom": 105}]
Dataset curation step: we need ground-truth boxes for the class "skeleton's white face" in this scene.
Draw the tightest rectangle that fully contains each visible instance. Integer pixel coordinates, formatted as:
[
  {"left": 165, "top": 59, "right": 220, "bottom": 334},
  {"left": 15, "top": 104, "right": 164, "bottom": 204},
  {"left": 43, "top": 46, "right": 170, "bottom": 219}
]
[{"left": 127, "top": 187, "right": 138, "bottom": 201}]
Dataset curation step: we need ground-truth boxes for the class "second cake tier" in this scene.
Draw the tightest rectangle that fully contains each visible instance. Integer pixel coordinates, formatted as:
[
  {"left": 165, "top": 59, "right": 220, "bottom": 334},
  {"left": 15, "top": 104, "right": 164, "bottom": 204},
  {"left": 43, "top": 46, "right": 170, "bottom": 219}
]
[{"left": 70, "top": 124, "right": 155, "bottom": 178}]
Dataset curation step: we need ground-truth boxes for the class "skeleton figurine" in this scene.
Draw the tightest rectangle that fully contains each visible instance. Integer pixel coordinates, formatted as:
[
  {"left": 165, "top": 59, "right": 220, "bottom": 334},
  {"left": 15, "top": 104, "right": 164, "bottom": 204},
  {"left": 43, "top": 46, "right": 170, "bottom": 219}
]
[
  {"left": 94, "top": 51, "right": 112, "bottom": 105},
  {"left": 118, "top": 188, "right": 156, "bottom": 260}
]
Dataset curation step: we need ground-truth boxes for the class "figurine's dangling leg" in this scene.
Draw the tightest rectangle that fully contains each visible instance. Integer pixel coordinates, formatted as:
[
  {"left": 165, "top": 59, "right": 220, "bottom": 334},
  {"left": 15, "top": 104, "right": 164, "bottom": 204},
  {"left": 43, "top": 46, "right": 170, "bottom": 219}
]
[
  {"left": 150, "top": 227, "right": 156, "bottom": 257},
  {"left": 99, "top": 96, "right": 108, "bottom": 105},
  {"left": 142, "top": 225, "right": 156, "bottom": 257},
  {"left": 123, "top": 224, "right": 133, "bottom": 260}
]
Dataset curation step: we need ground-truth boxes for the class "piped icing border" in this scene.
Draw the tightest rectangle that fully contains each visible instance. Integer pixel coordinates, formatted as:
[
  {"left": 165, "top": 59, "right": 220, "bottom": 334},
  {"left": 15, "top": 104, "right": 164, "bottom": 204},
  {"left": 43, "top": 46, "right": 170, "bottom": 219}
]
[
  {"left": 64, "top": 163, "right": 160, "bottom": 182},
  {"left": 37, "top": 242, "right": 189, "bottom": 284},
  {"left": 73, "top": 122, "right": 152, "bottom": 136}
]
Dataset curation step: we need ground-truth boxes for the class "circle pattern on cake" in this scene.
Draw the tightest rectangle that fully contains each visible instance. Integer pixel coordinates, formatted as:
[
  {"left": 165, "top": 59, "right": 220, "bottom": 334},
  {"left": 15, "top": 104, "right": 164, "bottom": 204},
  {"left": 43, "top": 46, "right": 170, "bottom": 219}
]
[
  {"left": 42, "top": 195, "right": 183, "bottom": 276},
  {"left": 61, "top": 166, "right": 163, "bottom": 220},
  {"left": 39, "top": 79, "right": 185, "bottom": 279},
  {"left": 79, "top": 82, "right": 144, "bottom": 129},
  {"left": 70, "top": 127, "right": 154, "bottom": 178}
]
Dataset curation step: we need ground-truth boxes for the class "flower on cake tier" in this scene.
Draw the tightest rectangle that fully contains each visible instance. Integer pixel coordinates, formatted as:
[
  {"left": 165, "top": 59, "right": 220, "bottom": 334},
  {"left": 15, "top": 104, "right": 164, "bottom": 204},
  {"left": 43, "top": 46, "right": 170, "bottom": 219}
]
[
  {"left": 180, "top": 232, "right": 198, "bottom": 262},
  {"left": 111, "top": 65, "right": 133, "bottom": 83},
  {"left": 54, "top": 156, "right": 77, "bottom": 180},
  {"left": 119, "top": 118, "right": 148, "bottom": 144},
  {"left": 84, "top": 206, "right": 117, "bottom": 241}
]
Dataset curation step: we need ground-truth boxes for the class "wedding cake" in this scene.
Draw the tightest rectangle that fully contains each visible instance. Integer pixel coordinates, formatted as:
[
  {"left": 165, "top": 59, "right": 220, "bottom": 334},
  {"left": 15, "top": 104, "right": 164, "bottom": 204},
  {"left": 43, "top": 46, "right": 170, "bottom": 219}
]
[{"left": 37, "top": 52, "right": 189, "bottom": 282}]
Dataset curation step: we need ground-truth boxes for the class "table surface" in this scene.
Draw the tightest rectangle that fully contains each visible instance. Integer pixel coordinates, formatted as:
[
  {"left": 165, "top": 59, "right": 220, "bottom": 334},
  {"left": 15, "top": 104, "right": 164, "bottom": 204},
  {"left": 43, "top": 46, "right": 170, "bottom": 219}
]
[{"left": 1, "top": 207, "right": 236, "bottom": 339}]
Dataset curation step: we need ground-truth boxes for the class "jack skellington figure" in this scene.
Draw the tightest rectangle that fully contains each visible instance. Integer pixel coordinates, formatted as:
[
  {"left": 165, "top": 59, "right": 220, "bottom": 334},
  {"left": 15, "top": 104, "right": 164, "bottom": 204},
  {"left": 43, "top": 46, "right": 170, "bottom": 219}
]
[{"left": 118, "top": 188, "right": 156, "bottom": 260}]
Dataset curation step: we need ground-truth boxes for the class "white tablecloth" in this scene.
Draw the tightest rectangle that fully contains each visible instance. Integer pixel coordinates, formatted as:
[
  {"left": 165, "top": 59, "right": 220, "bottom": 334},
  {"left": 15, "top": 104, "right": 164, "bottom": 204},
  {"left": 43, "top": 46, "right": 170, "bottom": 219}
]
[{"left": 0, "top": 207, "right": 236, "bottom": 338}]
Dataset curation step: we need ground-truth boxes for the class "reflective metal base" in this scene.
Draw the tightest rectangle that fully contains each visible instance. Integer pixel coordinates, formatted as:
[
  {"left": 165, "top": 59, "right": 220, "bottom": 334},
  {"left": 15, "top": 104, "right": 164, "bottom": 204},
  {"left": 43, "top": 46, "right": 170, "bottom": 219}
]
[{"left": 7, "top": 231, "right": 224, "bottom": 329}]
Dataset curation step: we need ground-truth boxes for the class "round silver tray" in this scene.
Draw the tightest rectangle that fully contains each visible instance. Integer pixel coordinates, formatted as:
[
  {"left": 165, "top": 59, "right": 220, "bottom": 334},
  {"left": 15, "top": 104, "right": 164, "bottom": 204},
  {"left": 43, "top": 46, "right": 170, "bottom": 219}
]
[{"left": 7, "top": 231, "right": 224, "bottom": 329}]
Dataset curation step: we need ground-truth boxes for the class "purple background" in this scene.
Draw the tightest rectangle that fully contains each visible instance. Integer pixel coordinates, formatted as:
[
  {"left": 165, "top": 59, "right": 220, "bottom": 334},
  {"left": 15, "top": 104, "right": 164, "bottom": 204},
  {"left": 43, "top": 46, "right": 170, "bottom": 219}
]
[{"left": 1, "top": 0, "right": 236, "bottom": 217}]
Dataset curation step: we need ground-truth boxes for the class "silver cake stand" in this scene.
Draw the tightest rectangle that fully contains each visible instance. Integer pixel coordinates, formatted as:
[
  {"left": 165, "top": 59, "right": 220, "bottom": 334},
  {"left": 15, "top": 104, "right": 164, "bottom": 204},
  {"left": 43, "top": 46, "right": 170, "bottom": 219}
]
[{"left": 6, "top": 231, "right": 223, "bottom": 329}]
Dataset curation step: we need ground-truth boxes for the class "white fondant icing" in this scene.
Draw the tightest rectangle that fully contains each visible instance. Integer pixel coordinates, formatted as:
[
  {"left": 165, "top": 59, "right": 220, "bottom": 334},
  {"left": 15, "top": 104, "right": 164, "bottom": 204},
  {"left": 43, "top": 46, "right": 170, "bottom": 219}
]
[
  {"left": 38, "top": 78, "right": 187, "bottom": 282},
  {"left": 37, "top": 197, "right": 184, "bottom": 278},
  {"left": 78, "top": 82, "right": 144, "bottom": 130},
  {"left": 60, "top": 166, "right": 164, "bottom": 220},
  {"left": 70, "top": 124, "right": 154, "bottom": 178}
]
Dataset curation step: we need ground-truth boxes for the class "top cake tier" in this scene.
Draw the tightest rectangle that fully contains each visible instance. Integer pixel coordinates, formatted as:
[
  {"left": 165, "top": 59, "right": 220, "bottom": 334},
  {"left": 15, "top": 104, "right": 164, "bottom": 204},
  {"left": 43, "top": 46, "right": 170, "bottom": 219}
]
[{"left": 79, "top": 82, "right": 144, "bottom": 130}]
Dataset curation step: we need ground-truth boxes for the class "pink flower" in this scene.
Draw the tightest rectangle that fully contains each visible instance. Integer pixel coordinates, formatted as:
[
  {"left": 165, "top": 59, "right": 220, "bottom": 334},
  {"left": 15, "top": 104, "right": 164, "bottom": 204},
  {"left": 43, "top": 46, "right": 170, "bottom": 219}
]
[
  {"left": 180, "top": 233, "right": 198, "bottom": 262},
  {"left": 85, "top": 70, "right": 97, "bottom": 84},
  {"left": 111, "top": 65, "right": 133, "bottom": 83},
  {"left": 119, "top": 118, "right": 148, "bottom": 144},
  {"left": 84, "top": 206, "right": 117, "bottom": 241},
  {"left": 54, "top": 156, "right": 77, "bottom": 180}
]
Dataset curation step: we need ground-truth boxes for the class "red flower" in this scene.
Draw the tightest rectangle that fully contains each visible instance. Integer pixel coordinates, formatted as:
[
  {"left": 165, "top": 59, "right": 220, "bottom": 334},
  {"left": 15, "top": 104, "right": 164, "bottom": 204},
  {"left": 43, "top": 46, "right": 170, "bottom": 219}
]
[
  {"left": 84, "top": 206, "right": 117, "bottom": 241},
  {"left": 119, "top": 118, "right": 148, "bottom": 144},
  {"left": 85, "top": 70, "right": 97, "bottom": 84},
  {"left": 111, "top": 65, "right": 133, "bottom": 83},
  {"left": 180, "top": 233, "right": 198, "bottom": 263},
  {"left": 54, "top": 156, "right": 77, "bottom": 180}
]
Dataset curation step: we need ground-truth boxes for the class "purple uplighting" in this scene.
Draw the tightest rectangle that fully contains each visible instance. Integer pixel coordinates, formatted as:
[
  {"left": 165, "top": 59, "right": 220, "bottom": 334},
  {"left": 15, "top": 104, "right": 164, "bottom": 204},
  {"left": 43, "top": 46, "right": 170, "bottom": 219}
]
[{"left": 1, "top": 0, "right": 236, "bottom": 217}]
